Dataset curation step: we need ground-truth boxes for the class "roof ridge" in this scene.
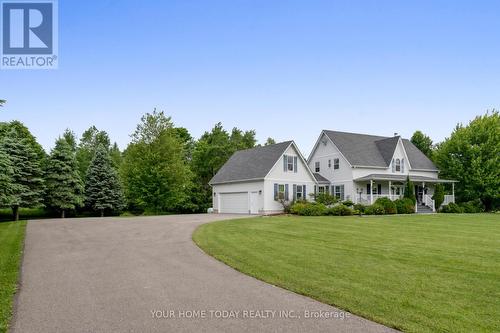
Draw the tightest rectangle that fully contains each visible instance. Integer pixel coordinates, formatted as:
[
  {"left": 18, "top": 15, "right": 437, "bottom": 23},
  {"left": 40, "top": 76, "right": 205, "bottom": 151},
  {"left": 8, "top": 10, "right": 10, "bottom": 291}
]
[{"left": 323, "top": 129, "right": 389, "bottom": 139}]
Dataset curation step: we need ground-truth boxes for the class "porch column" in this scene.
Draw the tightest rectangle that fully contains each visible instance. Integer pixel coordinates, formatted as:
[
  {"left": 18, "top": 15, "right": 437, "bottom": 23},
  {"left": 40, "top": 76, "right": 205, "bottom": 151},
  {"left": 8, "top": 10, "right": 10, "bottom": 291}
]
[
  {"left": 452, "top": 183, "right": 455, "bottom": 201},
  {"left": 388, "top": 180, "right": 392, "bottom": 200},
  {"left": 370, "top": 179, "right": 373, "bottom": 204}
]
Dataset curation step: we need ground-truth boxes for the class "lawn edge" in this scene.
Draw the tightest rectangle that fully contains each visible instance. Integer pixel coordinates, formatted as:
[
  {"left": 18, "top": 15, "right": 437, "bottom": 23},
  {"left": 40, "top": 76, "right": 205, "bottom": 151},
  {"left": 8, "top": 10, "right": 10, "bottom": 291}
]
[
  {"left": 191, "top": 218, "right": 402, "bottom": 332},
  {"left": 4, "top": 221, "right": 27, "bottom": 333}
]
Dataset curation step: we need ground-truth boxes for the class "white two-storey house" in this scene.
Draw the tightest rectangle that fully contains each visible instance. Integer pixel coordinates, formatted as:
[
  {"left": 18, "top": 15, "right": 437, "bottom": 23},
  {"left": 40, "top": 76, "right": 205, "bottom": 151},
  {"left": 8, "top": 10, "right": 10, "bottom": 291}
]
[{"left": 307, "top": 130, "right": 456, "bottom": 212}]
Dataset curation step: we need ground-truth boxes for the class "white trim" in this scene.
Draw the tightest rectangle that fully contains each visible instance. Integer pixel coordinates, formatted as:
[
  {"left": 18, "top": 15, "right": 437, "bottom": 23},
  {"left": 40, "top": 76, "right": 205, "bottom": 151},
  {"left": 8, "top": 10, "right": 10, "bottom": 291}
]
[{"left": 210, "top": 178, "right": 264, "bottom": 185}]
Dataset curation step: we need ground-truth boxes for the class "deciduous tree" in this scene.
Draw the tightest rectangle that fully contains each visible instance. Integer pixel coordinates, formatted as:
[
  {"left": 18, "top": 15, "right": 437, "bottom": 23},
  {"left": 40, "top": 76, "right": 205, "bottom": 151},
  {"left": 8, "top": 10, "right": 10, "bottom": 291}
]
[
  {"left": 435, "top": 111, "right": 500, "bottom": 210},
  {"left": 411, "top": 130, "right": 434, "bottom": 159},
  {"left": 121, "top": 110, "right": 192, "bottom": 213}
]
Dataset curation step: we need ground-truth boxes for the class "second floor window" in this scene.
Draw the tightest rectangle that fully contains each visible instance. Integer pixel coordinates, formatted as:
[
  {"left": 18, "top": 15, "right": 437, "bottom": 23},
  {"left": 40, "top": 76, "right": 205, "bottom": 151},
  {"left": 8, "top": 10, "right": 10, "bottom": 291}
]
[
  {"left": 315, "top": 161, "right": 320, "bottom": 172},
  {"left": 395, "top": 159, "right": 401, "bottom": 172},
  {"left": 333, "top": 158, "right": 340, "bottom": 170},
  {"left": 287, "top": 156, "right": 294, "bottom": 171}
]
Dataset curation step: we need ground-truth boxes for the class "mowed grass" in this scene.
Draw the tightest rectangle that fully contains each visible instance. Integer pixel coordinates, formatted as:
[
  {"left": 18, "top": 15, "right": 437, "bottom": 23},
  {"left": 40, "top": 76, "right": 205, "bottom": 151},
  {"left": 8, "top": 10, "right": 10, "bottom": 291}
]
[
  {"left": 193, "top": 214, "right": 500, "bottom": 332},
  {"left": 0, "top": 221, "right": 26, "bottom": 333}
]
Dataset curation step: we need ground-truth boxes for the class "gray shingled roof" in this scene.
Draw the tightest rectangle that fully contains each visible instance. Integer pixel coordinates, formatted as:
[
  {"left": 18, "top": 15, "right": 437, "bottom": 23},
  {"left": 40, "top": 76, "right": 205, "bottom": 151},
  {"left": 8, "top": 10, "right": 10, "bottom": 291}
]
[
  {"left": 209, "top": 141, "right": 293, "bottom": 185},
  {"left": 313, "top": 173, "right": 330, "bottom": 183},
  {"left": 323, "top": 130, "right": 438, "bottom": 170}
]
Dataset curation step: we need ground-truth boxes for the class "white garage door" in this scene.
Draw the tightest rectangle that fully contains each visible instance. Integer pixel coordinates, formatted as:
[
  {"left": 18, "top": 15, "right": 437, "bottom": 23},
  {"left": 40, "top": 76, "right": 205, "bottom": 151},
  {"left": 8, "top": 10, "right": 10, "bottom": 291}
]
[{"left": 219, "top": 192, "right": 248, "bottom": 214}]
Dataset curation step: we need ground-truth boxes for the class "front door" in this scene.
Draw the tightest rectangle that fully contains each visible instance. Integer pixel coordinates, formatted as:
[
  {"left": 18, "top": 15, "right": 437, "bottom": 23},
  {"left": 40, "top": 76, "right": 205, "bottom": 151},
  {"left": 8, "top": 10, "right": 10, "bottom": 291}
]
[{"left": 415, "top": 185, "right": 424, "bottom": 204}]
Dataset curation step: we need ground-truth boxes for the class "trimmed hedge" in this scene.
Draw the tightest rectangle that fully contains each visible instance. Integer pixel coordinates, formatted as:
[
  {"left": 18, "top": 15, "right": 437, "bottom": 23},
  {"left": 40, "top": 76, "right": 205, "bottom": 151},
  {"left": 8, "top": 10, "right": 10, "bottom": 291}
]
[
  {"left": 326, "top": 204, "right": 353, "bottom": 216},
  {"left": 290, "top": 202, "right": 327, "bottom": 216}
]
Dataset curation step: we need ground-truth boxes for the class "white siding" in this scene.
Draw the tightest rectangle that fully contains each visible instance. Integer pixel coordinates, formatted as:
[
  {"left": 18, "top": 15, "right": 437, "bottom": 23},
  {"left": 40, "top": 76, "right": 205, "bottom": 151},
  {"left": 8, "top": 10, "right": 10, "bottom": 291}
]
[
  {"left": 212, "top": 181, "right": 264, "bottom": 214},
  {"left": 265, "top": 144, "right": 317, "bottom": 213},
  {"left": 307, "top": 132, "right": 354, "bottom": 199}
]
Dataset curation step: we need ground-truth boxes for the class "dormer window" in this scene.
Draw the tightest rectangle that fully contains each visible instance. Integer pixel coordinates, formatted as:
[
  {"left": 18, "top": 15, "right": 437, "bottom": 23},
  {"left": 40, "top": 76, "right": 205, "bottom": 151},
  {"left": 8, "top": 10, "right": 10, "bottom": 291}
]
[{"left": 395, "top": 159, "right": 401, "bottom": 172}]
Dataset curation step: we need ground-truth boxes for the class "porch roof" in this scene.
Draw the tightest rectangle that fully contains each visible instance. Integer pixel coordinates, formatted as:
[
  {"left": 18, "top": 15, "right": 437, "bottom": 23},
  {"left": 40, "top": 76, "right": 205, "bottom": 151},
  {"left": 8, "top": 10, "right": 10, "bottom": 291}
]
[
  {"left": 313, "top": 173, "right": 330, "bottom": 184},
  {"left": 354, "top": 174, "right": 458, "bottom": 183}
]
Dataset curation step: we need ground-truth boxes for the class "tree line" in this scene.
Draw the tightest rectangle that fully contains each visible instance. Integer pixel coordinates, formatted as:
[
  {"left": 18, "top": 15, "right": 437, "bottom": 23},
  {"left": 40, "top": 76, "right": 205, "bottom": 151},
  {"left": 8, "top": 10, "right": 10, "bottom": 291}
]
[
  {"left": 0, "top": 109, "right": 277, "bottom": 220},
  {"left": 410, "top": 110, "right": 499, "bottom": 211},
  {"left": 0, "top": 106, "right": 498, "bottom": 220}
]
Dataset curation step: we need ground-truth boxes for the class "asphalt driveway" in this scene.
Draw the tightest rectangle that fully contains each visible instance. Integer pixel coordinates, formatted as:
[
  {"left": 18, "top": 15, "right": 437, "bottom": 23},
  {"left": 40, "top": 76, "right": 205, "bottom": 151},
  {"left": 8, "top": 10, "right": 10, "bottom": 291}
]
[{"left": 11, "top": 215, "right": 396, "bottom": 333}]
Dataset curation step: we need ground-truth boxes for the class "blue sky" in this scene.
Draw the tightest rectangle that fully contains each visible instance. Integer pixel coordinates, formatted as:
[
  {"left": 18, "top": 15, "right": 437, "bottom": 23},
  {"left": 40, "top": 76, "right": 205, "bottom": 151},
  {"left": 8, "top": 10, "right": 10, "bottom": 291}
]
[{"left": 1, "top": 0, "right": 499, "bottom": 156}]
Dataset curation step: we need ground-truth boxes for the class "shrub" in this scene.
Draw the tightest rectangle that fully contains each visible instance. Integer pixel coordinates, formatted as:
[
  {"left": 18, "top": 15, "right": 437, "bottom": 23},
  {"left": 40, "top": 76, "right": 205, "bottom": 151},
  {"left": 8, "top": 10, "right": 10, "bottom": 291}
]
[
  {"left": 440, "top": 202, "right": 464, "bottom": 213},
  {"left": 342, "top": 200, "right": 354, "bottom": 207},
  {"left": 290, "top": 202, "right": 327, "bottom": 216},
  {"left": 326, "top": 204, "right": 353, "bottom": 216},
  {"left": 315, "top": 193, "right": 338, "bottom": 206},
  {"left": 459, "top": 199, "right": 484, "bottom": 213},
  {"left": 374, "top": 197, "right": 397, "bottom": 214},
  {"left": 394, "top": 198, "right": 415, "bottom": 214},
  {"left": 364, "top": 204, "right": 385, "bottom": 215},
  {"left": 353, "top": 203, "right": 367, "bottom": 213}
]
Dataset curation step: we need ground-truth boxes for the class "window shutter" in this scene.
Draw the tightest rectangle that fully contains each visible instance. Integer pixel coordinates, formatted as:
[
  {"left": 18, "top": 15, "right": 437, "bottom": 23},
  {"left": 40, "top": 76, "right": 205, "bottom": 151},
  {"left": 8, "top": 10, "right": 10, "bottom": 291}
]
[
  {"left": 377, "top": 184, "right": 382, "bottom": 194},
  {"left": 314, "top": 185, "right": 317, "bottom": 198},
  {"left": 392, "top": 158, "right": 395, "bottom": 172},
  {"left": 285, "top": 184, "right": 289, "bottom": 201},
  {"left": 283, "top": 155, "right": 287, "bottom": 172},
  {"left": 293, "top": 156, "right": 298, "bottom": 173},
  {"left": 274, "top": 183, "right": 278, "bottom": 200},
  {"left": 401, "top": 158, "right": 405, "bottom": 173},
  {"left": 341, "top": 185, "right": 345, "bottom": 201},
  {"left": 331, "top": 185, "right": 335, "bottom": 195},
  {"left": 303, "top": 185, "right": 306, "bottom": 199},
  {"left": 293, "top": 184, "right": 297, "bottom": 200}
]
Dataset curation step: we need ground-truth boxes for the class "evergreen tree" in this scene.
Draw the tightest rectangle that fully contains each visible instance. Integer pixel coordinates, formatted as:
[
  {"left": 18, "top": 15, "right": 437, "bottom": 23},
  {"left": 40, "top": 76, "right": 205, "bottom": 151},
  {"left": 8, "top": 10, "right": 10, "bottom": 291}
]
[
  {"left": 0, "top": 144, "right": 14, "bottom": 207},
  {"left": 1, "top": 130, "right": 45, "bottom": 220},
  {"left": 404, "top": 175, "right": 416, "bottom": 204},
  {"left": 85, "top": 145, "right": 124, "bottom": 217},
  {"left": 76, "top": 126, "right": 111, "bottom": 178},
  {"left": 432, "top": 183, "right": 445, "bottom": 210},
  {"left": 45, "top": 138, "right": 84, "bottom": 218}
]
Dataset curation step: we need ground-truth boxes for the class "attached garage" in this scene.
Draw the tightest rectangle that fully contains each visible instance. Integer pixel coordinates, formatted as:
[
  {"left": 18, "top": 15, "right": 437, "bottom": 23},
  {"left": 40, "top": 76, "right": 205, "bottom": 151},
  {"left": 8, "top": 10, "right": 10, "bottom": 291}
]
[{"left": 219, "top": 192, "right": 248, "bottom": 214}]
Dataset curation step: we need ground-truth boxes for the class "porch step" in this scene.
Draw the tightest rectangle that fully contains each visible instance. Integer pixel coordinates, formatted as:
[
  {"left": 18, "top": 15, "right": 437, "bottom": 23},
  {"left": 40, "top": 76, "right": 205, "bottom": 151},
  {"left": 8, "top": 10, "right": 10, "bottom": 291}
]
[{"left": 416, "top": 204, "right": 434, "bottom": 214}]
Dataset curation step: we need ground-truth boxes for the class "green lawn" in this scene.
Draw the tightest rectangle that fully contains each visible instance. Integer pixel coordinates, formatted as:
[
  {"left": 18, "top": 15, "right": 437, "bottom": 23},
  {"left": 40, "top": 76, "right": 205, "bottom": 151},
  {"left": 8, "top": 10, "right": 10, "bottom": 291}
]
[
  {"left": 0, "top": 221, "right": 26, "bottom": 333},
  {"left": 193, "top": 214, "right": 500, "bottom": 333}
]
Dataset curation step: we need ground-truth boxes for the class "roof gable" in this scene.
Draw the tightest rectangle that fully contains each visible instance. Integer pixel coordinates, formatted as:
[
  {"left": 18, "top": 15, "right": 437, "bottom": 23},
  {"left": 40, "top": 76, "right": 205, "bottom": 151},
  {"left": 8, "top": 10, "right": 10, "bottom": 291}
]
[
  {"left": 323, "top": 130, "right": 438, "bottom": 170},
  {"left": 209, "top": 141, "right": 293, "bottom": 184}
]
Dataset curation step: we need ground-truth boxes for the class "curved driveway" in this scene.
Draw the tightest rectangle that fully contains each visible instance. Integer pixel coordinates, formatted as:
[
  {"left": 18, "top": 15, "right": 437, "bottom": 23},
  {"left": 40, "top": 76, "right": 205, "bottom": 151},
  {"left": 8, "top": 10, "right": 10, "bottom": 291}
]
[{"left": 11, "top": 215, "right": 396, "bottom": 333}]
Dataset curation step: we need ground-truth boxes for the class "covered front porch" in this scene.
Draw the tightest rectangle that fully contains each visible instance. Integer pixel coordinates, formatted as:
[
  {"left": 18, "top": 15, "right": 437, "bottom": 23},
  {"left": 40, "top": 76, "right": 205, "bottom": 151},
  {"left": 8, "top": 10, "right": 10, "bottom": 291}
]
[{"left": 353, "top": 174, "right": 457, "bottom": 212}]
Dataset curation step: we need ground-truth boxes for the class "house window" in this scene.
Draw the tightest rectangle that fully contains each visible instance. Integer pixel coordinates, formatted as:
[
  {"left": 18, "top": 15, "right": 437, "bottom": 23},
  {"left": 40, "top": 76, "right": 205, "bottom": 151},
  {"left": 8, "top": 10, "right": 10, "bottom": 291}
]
[
  {"left": 287, "top": 155, "right": 294, "bottom": 172},
  {"left": 318, "top": 186, "right": 326, "bottom": 193},
  {"left": 278, "top": 184, "right": 285, "bottom": 199},
  {"left": 315, "top": 161, "right": 320, "bottom": 172},
  {"left": 395, "top": 159, "right": 401, "bottom": 172},
  {"left": 333, "top": 158, "right": 340, "bottom": 170},
  {"left": 296, "top": 185, "right": 303, "bottom": 200},
  {"left": 328, "top": 159, "right": 331, "bottom": 168},
  {"left": 333, "top": 185, "right": 345, "bottom": 200}
]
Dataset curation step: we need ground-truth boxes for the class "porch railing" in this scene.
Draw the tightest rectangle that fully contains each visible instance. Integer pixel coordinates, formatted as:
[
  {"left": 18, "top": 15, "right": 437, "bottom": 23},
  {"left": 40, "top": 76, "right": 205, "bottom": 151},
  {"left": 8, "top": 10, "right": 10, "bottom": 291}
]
[
  {"left": 355, "top": 194, "right": 404, "bottom": 204},
  {"left": 443, "top": 195, "right": 455, "bottom": 206},
  {"left": 423, "top": 194, "right": 435, "bottom": 212}
]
